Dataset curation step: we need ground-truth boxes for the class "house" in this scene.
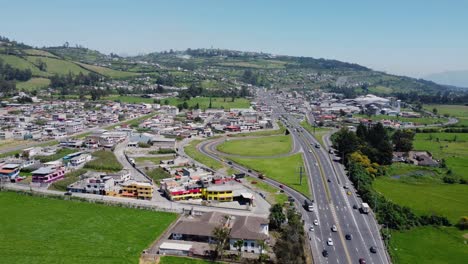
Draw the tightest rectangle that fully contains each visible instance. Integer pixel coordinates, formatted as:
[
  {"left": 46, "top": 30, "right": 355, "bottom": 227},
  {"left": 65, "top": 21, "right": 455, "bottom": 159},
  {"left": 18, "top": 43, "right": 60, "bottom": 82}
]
[
  {"left": 408, "top": 151, "right": 438, "bottom": 167},
  {"left": 31, "top": 166, "right": 65, "bottom": 183},
  {"left": 158, "top": 242, "right": 193, "bottom": 256},
  {"left": 120, "top": 180, "right": 153, "bottom": 200},
  {"left": 0, "top": 164, "right": 20, "bottom": 179},
  {"left": 202, "top": 185, "right": 234, "bottom": 202},
  {"left": 170, "top": 212, "right": 269, "bottom": 254},
  {"left": 69, "top": 153, "right": 92, "bottom": 166}
]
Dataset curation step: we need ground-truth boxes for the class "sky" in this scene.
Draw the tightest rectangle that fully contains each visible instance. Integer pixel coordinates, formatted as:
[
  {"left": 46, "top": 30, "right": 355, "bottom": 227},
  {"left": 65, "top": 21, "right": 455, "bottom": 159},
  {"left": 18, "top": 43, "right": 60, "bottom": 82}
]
[{"left": 1, "top": 0, "right": 467, "bottom": 77}]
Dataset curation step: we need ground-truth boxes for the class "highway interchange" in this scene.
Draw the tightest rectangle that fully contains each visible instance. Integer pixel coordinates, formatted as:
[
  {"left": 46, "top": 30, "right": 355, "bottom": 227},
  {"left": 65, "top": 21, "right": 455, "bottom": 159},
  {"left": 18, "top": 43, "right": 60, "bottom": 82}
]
[{"left": 199, "top": 90, "right": 390, "bottom": 264}]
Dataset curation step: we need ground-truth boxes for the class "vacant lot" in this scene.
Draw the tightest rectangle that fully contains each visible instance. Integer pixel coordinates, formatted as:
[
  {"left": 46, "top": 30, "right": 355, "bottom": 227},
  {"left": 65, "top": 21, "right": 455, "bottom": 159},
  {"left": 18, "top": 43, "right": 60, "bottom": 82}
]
[
  {"left": 217, "top": 135, "right": 292, "bottom": 156},
  {"left": 389, "top": 226, "right": 467, "bottom": 264},
  {"left": 231, "top": 153, "right": 311, "bottom": 196},
  {"left": 413, "top": 132, "right": 468, "bottom": 180},
  {"left": 373, "top": 177, "right": 468, "bottom": 223},
  {"left": 84, "top": 150, "right": 123, "bottom": 172},
  {"left": 0, "top": 192, "right": 177, "bottom": 264},
  {"left": 135, "top": 155, "right": 174, "bottom": 165}
]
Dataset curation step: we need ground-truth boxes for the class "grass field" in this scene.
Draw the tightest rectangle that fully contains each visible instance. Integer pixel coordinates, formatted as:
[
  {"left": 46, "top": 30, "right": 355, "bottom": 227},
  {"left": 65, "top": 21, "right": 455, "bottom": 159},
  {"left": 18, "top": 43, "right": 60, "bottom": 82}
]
[
  {"left": 135, "top": 155, "right": 174, "bottom": 165},
  {"left": 23, "top": 49, "right": 59, "bottom": 58},
  {"left": 373, "top": 177, "right": 468, "bottom": 223},
  {"left": 413, "top": 132, "right": 468, "bottom": 180},
  {"left": 229, "top": 122, "right": 286, "bottom": 137},
  {"left": 159, "top": 256, "right": 218, "bottom": 264},
  {"left": 77, "top": 62, "right": 139, "bottom": 78},
  {"left": 245, "top": 176, "right": 288, "bottom": 204},
  {"left": 16, "top": 77, "right": 51, "bottom": 91},
  {"left": 385, "top": 163, "right": 443, "bottom": 180},
  {"left": 424, "top": 104, "right": 468, "bottom": 127},
  {"left": 388, "top": 226, "right": 467, "bottom": 264},
  {"left": 0, "top": 191, "right": 177, "bottom": 264},
  {"left": 104, "top": 95, "right": 155, "bottom": 104},
  {"left": 217, "top": 135, "right": 292, "bottom": 156},
  {"left": 25, "top": 56, "right": 90, "bottom": 75},
  {"left": 84, "top": 150, "right": 123, "bottom": 172},
  {"left": 166, "top": 97, "right": 251, "bottom": 110},
  {"left": 184, "top": 140, "right": 223, "bottom": 170},
  {"left": 230, "top": 154, "right": 311, "bottom": 197}
]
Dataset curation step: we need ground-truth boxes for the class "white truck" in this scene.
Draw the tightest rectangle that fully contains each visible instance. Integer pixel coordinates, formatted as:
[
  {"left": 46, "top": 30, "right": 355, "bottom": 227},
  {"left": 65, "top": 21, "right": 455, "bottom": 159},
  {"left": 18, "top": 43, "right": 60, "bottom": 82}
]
[{"left": 361, "top": 202, "right": 370, "bottom": 214}]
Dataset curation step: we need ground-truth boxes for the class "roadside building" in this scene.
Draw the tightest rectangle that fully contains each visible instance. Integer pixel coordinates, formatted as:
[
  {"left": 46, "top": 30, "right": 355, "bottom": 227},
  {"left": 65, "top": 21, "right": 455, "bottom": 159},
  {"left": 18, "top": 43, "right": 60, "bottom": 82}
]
[
  {"left": 31, "top": 166, "right": 65, "bottom": 184},
  {"left": 120, "top": 180, "right": 153, "bottom": 200}
]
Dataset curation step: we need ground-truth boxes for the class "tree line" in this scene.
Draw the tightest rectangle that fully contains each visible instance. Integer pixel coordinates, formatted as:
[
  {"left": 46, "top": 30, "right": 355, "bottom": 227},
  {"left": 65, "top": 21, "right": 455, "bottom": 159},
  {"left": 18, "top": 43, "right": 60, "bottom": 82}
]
[{"left": 0, "top": 58, "right": 33, "bottom": 96}]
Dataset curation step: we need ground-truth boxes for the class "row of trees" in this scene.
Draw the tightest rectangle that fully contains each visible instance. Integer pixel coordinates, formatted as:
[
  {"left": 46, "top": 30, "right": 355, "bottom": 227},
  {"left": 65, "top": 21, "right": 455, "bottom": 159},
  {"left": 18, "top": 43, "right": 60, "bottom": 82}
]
[
  {"left": 0, "top": 59, "right": 32, "bottom": 81},
  {"left": 270, "top": 204, "right": 307, "bottom": 264},
  {"left": 50, "top": 72, "right": 101, "bottom": 89}
]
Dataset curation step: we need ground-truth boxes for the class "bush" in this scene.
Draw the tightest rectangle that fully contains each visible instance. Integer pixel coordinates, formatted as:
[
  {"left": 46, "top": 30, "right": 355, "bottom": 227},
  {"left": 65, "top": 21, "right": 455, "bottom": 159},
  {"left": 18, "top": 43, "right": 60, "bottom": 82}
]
[
  {"left": 150, "top": 149, "right": 176, "bottom": 154},
  {"left": 456, "top": 216, "right": 468, "bottom": 230},
  {"left": 84, "top": 150, "right": 123, "bottom": 172},
  {"left": 138, "top": 142, "right": 151, "bottom": 148}
]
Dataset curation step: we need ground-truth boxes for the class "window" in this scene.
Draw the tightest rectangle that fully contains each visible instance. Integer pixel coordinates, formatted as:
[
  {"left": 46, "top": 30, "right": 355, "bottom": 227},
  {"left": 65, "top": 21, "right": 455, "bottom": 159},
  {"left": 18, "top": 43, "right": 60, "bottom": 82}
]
[
  {"left": 251, "top": 242, "right": 255, "bottom": 247},
  {"left": 244, "top": 242, "right": 247, "bottom": 247}
]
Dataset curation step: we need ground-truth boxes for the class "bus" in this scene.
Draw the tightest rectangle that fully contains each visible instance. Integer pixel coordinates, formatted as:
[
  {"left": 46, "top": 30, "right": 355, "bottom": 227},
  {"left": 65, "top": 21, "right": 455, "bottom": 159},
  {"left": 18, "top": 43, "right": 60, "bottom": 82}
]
[{"left": 304, "top": 199, "right": 314, "bottom": 211}]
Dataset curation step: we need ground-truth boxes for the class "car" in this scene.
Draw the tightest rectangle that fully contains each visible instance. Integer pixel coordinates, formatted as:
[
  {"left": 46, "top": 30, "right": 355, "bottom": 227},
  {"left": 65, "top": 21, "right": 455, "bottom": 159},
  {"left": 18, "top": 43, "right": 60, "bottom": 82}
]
[
  {"left": 247, "top": 169, "right": 252, "bottom": 173},
  {"left": 347, "top": 191, "right": 352, "bottom": 195},
  {"left": 64, "top": 192, "right": 72, "bottom": 196},
  {"left": 345, "top": 234, "right": 352, "bottom": 240},
  {"left": 287, "top": 196, "right": 294, "bottom": 202},
  {"left": 315, "top": 144, "right": 321, "bottom": 149},
  {"left": 309, "top": 225, "right": 314, "bottom": 231},
  {"left": 227, "top": 161, "right": 233, "bottom": 165},
  {"left": 279, "top": 184, "right": 284, "bottom": 189},
  {"left": 259, "top": 193, "right": 266, "bottom": 199},
  {"left": 315, "top": 162, "right": 318, "bottom": 166},
  {"left": 370, "top": 246, "right": 377, "bottom": 253},
  {"left": 327, "top": 238, "right": 333, "bottom": 246},
  {"left": 359, "top": 258, "right": 366, "bottom": 264},
  {"left": 313, "top": 219, "right": 319, "bottom": 226},
  {"left": 343, "top": 185, "right": 349, "bottom": 189},
  {"left": 353, "top": 204, "right": 358, "bottom": 209},
  {"left": 322, "top": 249, "right": 328, "bottom": 257},
  {"left": 308, "top": 149, "right": 312, "bottom": 153},
  {"left": 331, "top": 225, "right": 337, "bottom": 232},
  {"left": 327, "top": 178, "right": 331, "bottom": 182}
]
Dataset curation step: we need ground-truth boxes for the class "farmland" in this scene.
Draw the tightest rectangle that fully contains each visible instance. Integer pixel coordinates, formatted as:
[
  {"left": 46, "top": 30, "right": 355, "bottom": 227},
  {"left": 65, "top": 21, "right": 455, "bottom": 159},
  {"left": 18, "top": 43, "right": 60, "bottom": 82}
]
[
  {"left": 24, "top": 56, "right": 90, "bottom": 75},
  {"left": 77, "top": 62, "right": 139, "bottom": 78},
  {"left": 0, "top": 191, "right": 177, "bottom": 264},
  {"left": 388, "top": 226, "right": 467, "bottom": 264},
  {"left": 217, "top": 135, "right": 292, "bottom": 156},
  {"left": 165, "top": 97, "right": 251, "bottom": 110},
  {"left": 373, "top": 177, "right": 468, "bottom": 223},
  {"left": 413, "top": 132, "right": 468, "bottom": 180},
  {"left": 230, "top": 153, "right": 311, "bottom": 196},
  {"left": 16, "top": 77, "right": 51, "bottom": 91}
]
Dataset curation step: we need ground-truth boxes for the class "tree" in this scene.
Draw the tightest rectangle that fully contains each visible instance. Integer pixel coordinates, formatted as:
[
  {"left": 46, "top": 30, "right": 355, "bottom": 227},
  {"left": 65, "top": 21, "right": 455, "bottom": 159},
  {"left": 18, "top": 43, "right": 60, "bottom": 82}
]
[
  {"left": 456, "top": 216, "right": 468, "bottom": 230},
  {"left": 432, "top": 108, "right": 438, "bottom": 115},
  {"left": 332, "top": 127, "right": 360, "bottom": 164},
  {"left": 36, "top": 58, "right": 47, "bottom": 71},
  {"left": 233, "top": 239, "right": 244, "bottom": 260},
  {"left": 269, "top": 204, "right": 285, "bottom": 230},
  {"left": 212, "top": 224, "right": 230, "bottom": 260},
  {"left": 392, "top": 130, "right": 415, "bottom": 152},
  {"left": 208, "top": 97, "right": 213, "bottom": 108},
  {"left": 274, "top": 207, "right": 306, "bottom": 264}
]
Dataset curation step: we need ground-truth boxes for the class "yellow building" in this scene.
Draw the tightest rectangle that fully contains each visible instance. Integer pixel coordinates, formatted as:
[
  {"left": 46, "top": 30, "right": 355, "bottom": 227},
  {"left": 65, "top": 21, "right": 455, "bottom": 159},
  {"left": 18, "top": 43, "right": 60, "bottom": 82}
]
[
  {"left": 121, "top": 181, "right": 153, "bottom": 200},
  {"left": 202, "top": 185, "right": 233, "bottom": 202}
]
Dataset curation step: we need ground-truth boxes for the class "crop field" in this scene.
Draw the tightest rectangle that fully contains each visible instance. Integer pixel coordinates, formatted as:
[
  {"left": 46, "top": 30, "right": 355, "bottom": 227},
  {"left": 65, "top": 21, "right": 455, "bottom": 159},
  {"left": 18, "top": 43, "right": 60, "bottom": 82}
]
[
  {"left": 0, "top": 54, "right": 46, "bottom": 76},
  {"left": 217, "top": 135, "right": 292, "bottom": 156},
  {"left": 77, "top": 62, "right": 139, "bottom": 78},
  {"left": 230, "top": 153, "right": 311, "bottom": 196},
  {"left": 373, "top": 177, "right": 468, "bottom": 223},
  {"left": 25, "top": 56, "right": 90, "bottom": 75},
  {"left": 413, "top": 132, "right": 468, "bottom": 180},
  {"left": 0, "top": 191, "right": 177, "bottom": 264},
  {"left": 388, "top": 226, "right": 467, "bottom": 264},
  {"left": 16, "top": 77, "right": 51, "bottom": 91}
]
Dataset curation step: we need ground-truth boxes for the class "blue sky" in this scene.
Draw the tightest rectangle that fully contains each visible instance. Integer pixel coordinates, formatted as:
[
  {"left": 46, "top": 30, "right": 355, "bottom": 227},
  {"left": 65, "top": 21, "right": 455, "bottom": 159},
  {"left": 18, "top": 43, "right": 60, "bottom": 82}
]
[{"left": 1, "top": 0, "right": 467, "bottom": 77}]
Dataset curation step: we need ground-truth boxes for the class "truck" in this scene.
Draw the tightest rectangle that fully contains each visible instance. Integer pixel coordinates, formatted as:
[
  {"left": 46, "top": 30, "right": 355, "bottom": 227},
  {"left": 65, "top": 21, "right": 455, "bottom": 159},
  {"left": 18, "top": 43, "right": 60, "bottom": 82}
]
[
  {"left": 360, "top": 202, "right": 370, "bottom": 214},
  {"left": 304, "top": 199, "right": 314, "bottom": 211}
]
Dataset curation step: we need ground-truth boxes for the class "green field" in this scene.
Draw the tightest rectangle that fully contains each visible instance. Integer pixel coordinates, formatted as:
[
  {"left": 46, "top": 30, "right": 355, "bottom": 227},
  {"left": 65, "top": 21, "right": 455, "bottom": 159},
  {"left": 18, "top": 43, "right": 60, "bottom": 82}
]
[
  {"left": 77, "top": 62, "right": 139, "bottom": 78},
  {"left": 0, "top": 191, "right": 177, "bottom": 264},
  {"left": 159, "top": 256, "right": 218, "bottom": 264},
  {"left": 217, "top": 135, "right": 292, "bottom": 156},
  {"left": 166, "top": 97, "right": 251, "bottom": 110},
  {"left": 104, "top": 95, "right": 155, "bottom": 104},
  {"left": 229, "top": 122, "right": 286, "bottom": 137},
  {"left": 25, "top": 56, "right": 90, "bottom": 75},
  {"left": 23, "top": 49, "right": 59, "bottom": 58},
  {"left": 373, "top": 177, "right": 468, "bottom": 223},
  {"left": 413, "top": 132, "right": 468, "bottom": 180},
  {"left": 231, "top": 153, "right": 311, "bottom": 196},
  {"left": 135, "top": 155, "right": 174, "bottom": 165},
  {"left": 16, "top": 77, "right": 51, "bottom": 91},
  {"left": 0, "top": 54, "right": 46, "bottom": 76},
  {"left": 245, "top": 176, "right": 288, "bottom": 204},
  {"left": 424, "top": 104, "right": 468, "bottom": 127},
  {"left": 84, "top": 150, "right": 123, "bottom": 172},
  {"left": 388, "top": 226, "right": 467, "bottom": 264},
  {"left": 184, "top": 140, "right": 223, "bottom": 170}
]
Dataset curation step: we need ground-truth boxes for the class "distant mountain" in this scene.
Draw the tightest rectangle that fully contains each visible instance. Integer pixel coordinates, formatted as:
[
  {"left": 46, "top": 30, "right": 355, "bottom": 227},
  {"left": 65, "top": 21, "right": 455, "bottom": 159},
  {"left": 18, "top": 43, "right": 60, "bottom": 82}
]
[{"left": 424, "top": 70, "right": 468, "bottom": 88}]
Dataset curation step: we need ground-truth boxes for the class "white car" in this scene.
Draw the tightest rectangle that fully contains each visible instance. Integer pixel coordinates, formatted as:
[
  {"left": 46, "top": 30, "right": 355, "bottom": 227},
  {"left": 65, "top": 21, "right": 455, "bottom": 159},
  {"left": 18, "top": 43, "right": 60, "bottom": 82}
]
[
  {"left": 309, "top": 225, "right": 314, "bottom": 231},
  {"left": 327, "top": 238, "right": 334, "bottom": 246},
  {"left": 331, "top": 225, "right": 337, "bottom": 232},
  {"left": 313, "top": 219, "right": 319, "bottom": 226}
]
